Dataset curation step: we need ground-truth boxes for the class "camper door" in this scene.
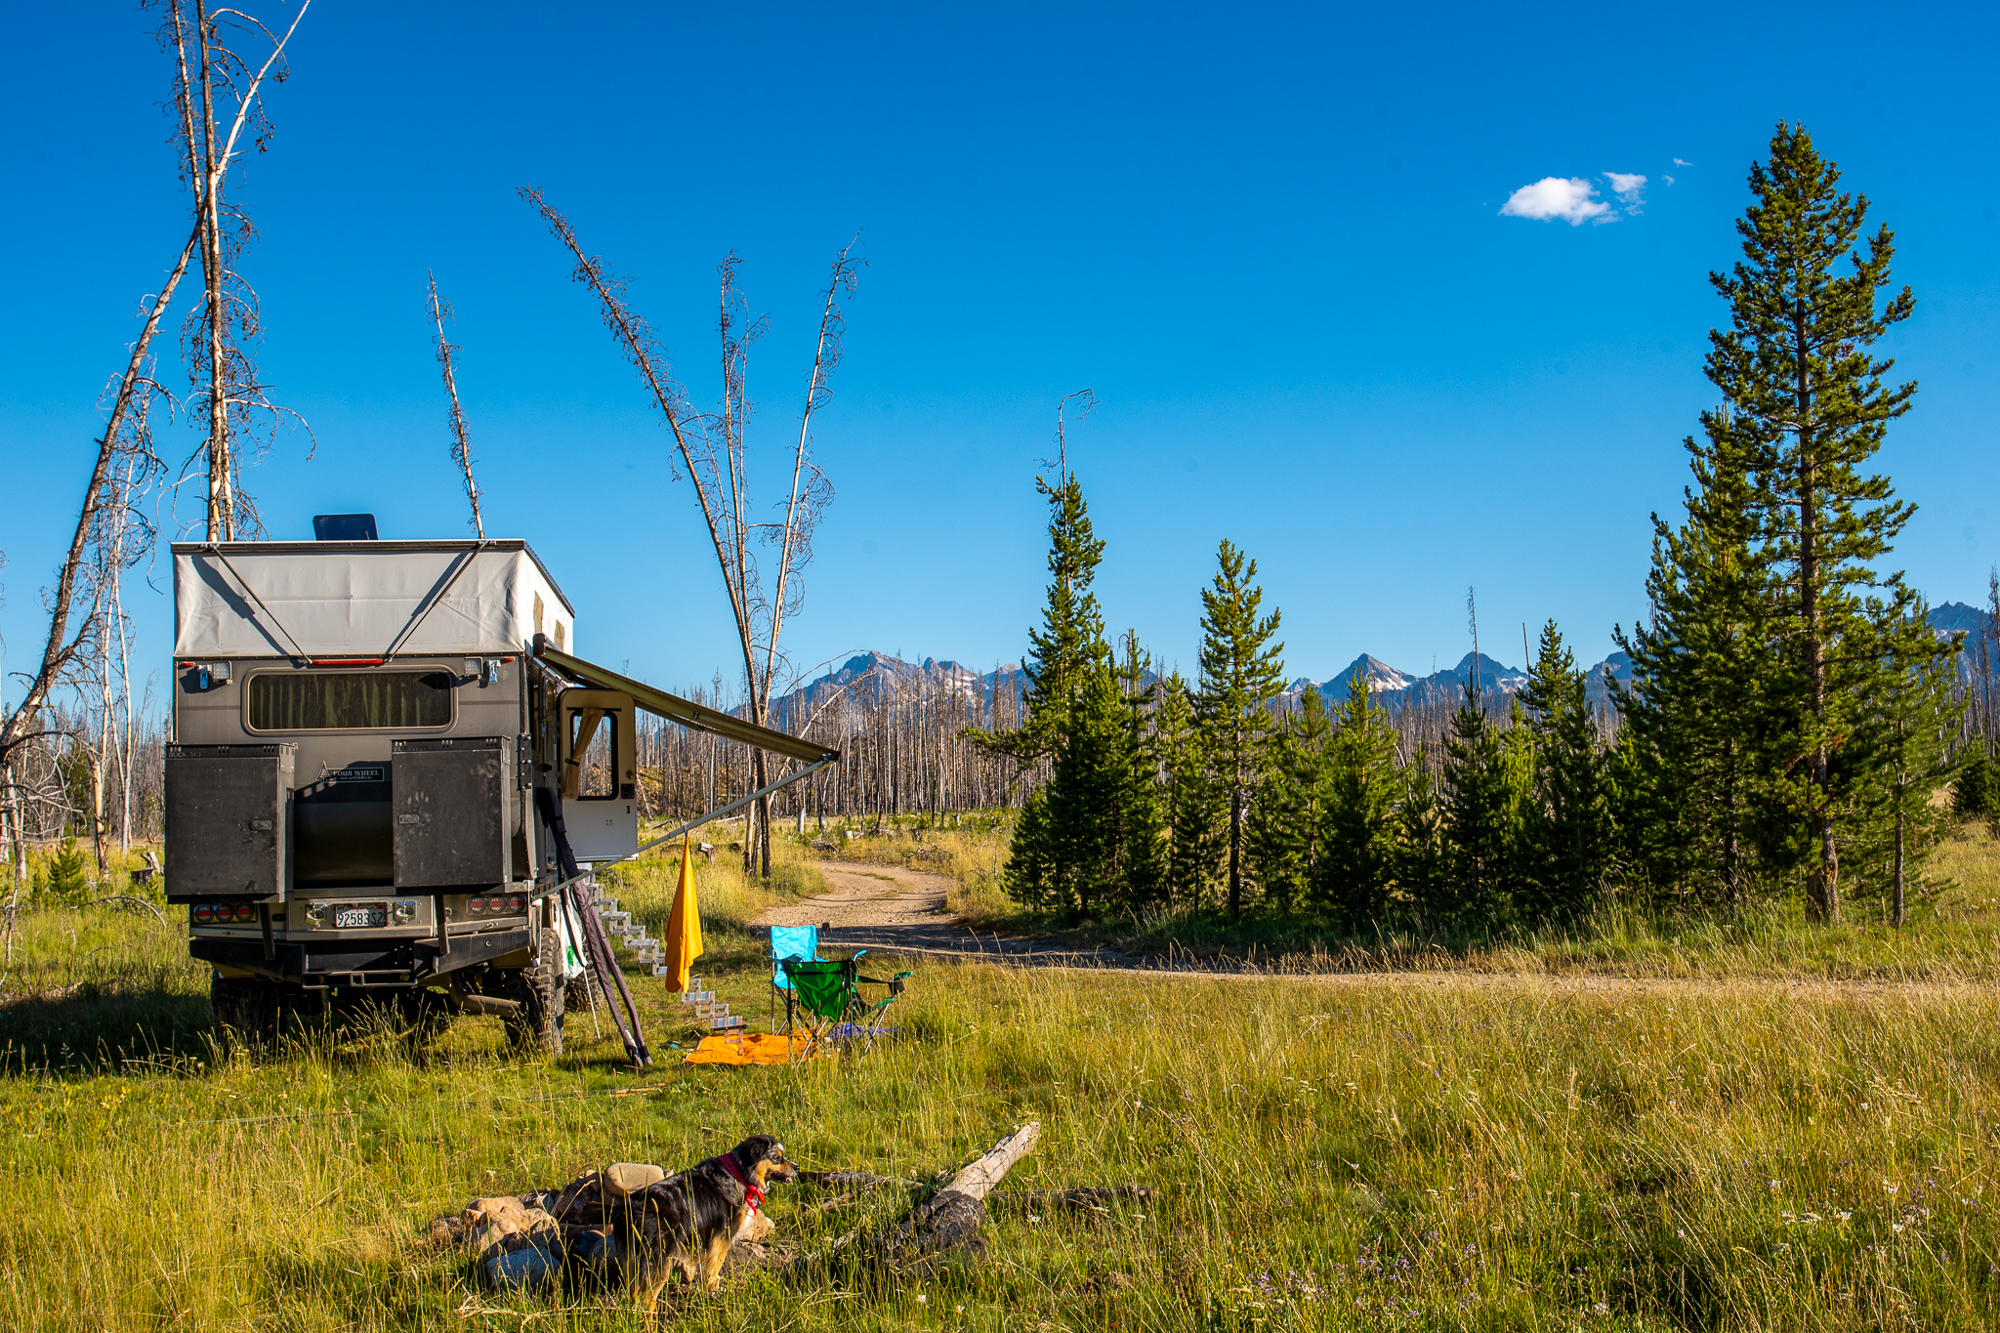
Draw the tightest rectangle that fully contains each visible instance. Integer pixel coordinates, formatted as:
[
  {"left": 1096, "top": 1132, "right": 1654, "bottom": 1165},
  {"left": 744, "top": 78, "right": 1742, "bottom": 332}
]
[{"left": 558, "top": 688, "right": 639, "bottom": 862}]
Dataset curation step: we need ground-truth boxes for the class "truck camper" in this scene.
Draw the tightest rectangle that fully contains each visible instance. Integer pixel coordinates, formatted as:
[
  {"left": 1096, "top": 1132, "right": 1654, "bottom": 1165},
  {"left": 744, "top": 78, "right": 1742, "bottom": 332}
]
[{"left": 165, "top": 521, "right": 835, "bottom": 1061}]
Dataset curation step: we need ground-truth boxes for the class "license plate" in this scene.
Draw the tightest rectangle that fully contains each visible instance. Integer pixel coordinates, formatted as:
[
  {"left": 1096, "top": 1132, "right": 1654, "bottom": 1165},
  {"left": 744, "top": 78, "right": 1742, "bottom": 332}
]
[{"left": 333, "top": 904, "right": 388, "bottom": 929}]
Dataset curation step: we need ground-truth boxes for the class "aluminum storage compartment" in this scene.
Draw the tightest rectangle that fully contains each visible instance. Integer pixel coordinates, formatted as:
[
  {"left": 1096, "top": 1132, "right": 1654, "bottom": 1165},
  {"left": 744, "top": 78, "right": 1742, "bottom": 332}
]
[
  {"left": 163, "top": 743, "right": 295, "bottom": 902},
  {"left": 391, "top": 735, "right": 513, "bottom": 888}
]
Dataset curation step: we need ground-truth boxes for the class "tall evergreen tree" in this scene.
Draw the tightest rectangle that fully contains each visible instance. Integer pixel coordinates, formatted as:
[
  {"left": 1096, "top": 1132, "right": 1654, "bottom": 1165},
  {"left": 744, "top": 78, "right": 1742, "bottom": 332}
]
[
  {"left": 1710, "top": 122, "right": 1925, "bottom": 921},
  {"left": 1195, "top": 540, "right": 1286, "bottom": 918},
  {"left": 982, "top": 452, "right": 1107, "bottom": 766},
  {"left": 1849, "top": 606, "right": 1961, "bottom": 926},
  {"left": 1111, "top": 630, "right": 1167, "bottom": 912},
  {"left": 1315, "top": 674, "right": 1401, "bottom": 931},
  {"left": 1518, "top": 621, "right": 1616, "bottom": 925},
  {"left": 1441, "top": 685, "right": 1511, "bottom": 931},
  {"left": 1155, "top": 672, "right": 1224, "bottom": 909},
  {"left": 1394, "top": 746, "right": 1451, "bottom": 932},
  {"left": 995, "top": 435, "right": 1113, "bottom": 910},
  {"left": 1034, "top": 660, "right": 1127, "bottom": 916},
  {"left": 1617, "top": 412, "right": 1782, "bottom": 913},
  {"left": 1247, "top": 688, "right": 1332, "bottom": 913}
]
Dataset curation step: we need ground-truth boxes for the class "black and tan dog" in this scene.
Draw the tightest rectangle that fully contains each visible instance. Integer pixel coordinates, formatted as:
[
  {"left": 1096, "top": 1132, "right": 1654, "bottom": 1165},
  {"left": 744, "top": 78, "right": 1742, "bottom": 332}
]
[{"left": 613, "top": 1134, "right": 798, "bottom": 1309}]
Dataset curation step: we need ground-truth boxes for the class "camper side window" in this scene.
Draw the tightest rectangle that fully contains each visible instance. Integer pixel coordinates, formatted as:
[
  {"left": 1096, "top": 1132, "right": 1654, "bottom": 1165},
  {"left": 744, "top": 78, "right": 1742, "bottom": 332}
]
[
  {"left": 247, "top": 671, "right": 454, "bottom": 731},
  {"left": 569, "top": 709, "right": 616, "bottom": 799}
]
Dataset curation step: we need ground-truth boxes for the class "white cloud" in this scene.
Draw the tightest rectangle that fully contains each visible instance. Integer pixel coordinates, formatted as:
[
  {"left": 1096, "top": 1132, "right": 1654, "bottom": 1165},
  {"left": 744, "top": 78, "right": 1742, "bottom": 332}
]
[
  {"left": 1605, "top": 171, "right": 1647, "bottom": 201},
  {"left": 1500, "top": 177, "right": 1611, "bottom": 226},
  {"left": 1663, "top": 173, "right": 1676, "bottom": 186},
  {"left": 1673, "top": 157, "right": 1693, "bottom": 166}
]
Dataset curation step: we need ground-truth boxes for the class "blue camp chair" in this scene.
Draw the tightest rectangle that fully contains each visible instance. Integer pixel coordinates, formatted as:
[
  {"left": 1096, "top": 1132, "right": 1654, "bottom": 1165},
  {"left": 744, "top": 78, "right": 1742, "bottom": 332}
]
[{"left": 768, "top": 925, "right": 822, "bottom": 1034}]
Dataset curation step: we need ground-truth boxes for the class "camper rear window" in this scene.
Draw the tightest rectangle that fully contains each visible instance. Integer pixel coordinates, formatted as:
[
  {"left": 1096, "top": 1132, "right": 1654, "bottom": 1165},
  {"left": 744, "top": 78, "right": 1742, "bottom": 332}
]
[{"left": 247, "top": 671, "right": 454, "bottom": 731}]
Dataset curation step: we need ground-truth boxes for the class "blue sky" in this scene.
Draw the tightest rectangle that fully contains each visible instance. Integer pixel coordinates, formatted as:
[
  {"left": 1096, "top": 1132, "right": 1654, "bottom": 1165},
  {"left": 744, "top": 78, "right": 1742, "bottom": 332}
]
[{"left": 4, "top": 0, "right": 1997, "bottom": 705}]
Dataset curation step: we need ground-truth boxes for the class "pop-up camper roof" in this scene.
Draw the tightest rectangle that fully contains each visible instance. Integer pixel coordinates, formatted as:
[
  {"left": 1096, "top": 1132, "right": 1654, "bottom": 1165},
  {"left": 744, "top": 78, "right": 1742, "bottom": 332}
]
[{"left": 172, "top": 540, "right": 576, "bottom": 660}]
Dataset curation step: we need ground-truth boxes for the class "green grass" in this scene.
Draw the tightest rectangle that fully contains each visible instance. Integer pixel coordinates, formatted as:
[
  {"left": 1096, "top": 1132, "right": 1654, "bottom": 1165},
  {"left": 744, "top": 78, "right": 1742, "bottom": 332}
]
[{"left": 5, "top": 834, "right": 2000, "bottom": 1328}]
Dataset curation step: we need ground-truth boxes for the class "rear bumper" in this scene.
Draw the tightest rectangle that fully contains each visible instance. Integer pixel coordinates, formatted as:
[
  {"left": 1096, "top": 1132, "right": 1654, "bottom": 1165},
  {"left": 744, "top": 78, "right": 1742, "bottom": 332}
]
[{"left": 192, "top": 927, "right": 532, "bottom": 988}]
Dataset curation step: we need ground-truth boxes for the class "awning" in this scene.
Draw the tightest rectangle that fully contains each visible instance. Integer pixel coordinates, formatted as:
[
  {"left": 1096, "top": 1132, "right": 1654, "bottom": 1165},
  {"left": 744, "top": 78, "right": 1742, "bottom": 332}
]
[{"left": 532, "top": 636, "right": 838, "bottom": 765}]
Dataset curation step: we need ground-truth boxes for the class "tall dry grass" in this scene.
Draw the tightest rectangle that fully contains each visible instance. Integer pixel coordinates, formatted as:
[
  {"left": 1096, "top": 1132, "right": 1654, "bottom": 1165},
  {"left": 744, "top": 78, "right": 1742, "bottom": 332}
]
[{"left": 5, "top": 890, "right": 2000, "bottom": 1328}]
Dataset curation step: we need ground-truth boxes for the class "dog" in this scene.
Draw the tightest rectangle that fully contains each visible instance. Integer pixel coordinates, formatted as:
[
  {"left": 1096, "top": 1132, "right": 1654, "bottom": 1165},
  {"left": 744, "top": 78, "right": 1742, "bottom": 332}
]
[{"left": 613, "top": 1133, "right": 798, "bottom": 1310}]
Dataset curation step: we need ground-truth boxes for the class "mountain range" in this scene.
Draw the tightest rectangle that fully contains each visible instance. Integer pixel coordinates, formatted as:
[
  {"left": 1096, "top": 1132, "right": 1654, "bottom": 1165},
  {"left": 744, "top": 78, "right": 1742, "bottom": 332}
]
[{"left": 770, "top": 602, "right": 1990, "bottom": 722}]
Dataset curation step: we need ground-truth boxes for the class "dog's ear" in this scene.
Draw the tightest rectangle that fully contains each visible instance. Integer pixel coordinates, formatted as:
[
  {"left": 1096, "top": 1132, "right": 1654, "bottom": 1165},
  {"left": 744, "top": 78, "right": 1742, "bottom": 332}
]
[{"left": 733, "top": 1133, "right": 779, "bottom": 1165}]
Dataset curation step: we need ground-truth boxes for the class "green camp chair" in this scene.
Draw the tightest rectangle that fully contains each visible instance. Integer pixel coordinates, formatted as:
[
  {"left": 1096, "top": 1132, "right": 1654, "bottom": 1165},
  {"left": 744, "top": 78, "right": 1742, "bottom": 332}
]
[{"left": 778, "top": 950, "right": 913, "bottom": 1053}]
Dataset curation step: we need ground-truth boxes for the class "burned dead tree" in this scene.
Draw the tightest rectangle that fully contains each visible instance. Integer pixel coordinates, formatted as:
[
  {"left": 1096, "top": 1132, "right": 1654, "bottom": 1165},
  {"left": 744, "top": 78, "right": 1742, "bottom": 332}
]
[
  {"left": 519, "top": 187, "right": 861, "bottom": 879},
  {"left": 163, "top": 0, "right": 313, "bottom": 539},
  {"left": 427, "top": 272, "right": 486, "bottom": 537}
]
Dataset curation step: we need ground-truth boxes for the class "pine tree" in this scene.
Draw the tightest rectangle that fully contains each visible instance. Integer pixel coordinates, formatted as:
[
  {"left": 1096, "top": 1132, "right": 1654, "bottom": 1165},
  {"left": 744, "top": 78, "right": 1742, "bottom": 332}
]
[
  {"left": 1155, "top": 672, "right": 1223, "bottom": 909},
  {"left": 1441, "top": 685, "right": 1511, "bottom": 931},
  {"left": 1111, "top": 630, "right": 1166, "bottom": 912},
  {"left": 1518, "top": 621, "right": 1616, "bottom": 925},
  {"left": 1316, "top": 674, "right": 1400, "bottom": 931},
  {"left": 1710, "top": 122, "right": 1925, "bottom": 921},
  {"left": 1037, "top": 660, "right": 1127, "bottom": 916},
  {"left": 985, "top": 459, "right": 1107, "bottom": 766},
  {"left": 1394, "top": 747, "right": 1450, "bottom": 932},
  {"left": 995, "top": 450, "right": 1113, "bottom": 911},
  {"left": 1616, "top": 415, "right": 1778, "bottom": 913},
  {"left": 1195, "top": 540, "right": 1285, "bottom": 918},
  {"left": 1247, "top": 689, "right": 1332, "bottom": 914},
  {"left": 1849, "top": 605, "right": 1961, "bottom": 926}
]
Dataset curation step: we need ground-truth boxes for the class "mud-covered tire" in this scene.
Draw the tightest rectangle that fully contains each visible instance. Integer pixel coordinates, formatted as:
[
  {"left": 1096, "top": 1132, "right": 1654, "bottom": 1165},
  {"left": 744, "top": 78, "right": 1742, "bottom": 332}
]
[{"left": 505, "top": 927, "right": 565, "bottom": 1055}]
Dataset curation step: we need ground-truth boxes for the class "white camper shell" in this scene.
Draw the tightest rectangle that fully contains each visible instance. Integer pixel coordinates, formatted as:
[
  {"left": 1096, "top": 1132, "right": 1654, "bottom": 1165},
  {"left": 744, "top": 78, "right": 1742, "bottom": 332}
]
[{"left": 167, "top": 533, "right": 838, "bottom": 1061}]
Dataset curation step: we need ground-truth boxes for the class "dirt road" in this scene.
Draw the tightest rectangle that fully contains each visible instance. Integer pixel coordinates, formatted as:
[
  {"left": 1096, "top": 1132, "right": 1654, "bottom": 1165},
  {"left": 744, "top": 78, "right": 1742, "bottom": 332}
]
[{"left": 753, "top": 860, "right": 1145, "bottom": 966}]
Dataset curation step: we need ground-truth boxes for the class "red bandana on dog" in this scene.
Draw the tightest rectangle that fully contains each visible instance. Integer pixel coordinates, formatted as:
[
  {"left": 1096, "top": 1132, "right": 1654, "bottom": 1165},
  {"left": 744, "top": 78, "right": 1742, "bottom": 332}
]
[{"left": 717, "top": 1153, "right": 766, "bottom": 1213}]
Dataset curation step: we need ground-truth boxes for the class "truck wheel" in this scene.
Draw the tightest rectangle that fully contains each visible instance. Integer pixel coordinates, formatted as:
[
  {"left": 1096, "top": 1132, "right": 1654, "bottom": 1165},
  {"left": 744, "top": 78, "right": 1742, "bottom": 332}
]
[
  {"left": 506, "top": 927, "right": 565, "bottom": 1055},
  {"left": 210, "top": 974, "right": 280, "bottom": 1044}
]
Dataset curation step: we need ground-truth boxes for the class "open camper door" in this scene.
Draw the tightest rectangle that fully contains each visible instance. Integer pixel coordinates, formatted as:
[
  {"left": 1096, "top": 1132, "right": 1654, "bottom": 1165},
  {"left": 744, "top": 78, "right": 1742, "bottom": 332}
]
[{"left": 558, "top": 687, "right": 639, "bottom": 861}]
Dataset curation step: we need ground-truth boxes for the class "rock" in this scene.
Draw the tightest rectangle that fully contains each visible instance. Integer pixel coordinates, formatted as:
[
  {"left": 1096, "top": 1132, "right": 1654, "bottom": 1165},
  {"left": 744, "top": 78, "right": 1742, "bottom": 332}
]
[
  {"left": 603, "top": 1162, "right": 665, "bottom": 1196},
  {"left": 567, "top": 1227, "right": 620, "bottom": 1279}
]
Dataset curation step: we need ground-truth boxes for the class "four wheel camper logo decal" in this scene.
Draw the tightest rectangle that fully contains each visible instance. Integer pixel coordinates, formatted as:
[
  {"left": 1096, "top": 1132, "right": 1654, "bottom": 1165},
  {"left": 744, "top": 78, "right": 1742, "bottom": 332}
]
[{"left": 327, "top": 765, "right": 386, "bottom": 784}]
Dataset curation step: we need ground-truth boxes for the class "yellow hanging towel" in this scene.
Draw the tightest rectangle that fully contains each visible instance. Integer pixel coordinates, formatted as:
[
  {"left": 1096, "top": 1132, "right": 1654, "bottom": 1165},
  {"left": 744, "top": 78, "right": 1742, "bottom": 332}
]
[{"left": 664, "top": 836, "right": 703, "bottom": 992}]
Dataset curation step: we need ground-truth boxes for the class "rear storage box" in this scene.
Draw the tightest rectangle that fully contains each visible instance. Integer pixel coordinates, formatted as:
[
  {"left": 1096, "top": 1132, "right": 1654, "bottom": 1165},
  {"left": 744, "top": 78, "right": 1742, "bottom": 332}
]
[
  {"left": 391, "top": 735, "right": 513, "bottom": 889},
  {"left": 164, "top": 743, "right": 296, "bottom": 902}
]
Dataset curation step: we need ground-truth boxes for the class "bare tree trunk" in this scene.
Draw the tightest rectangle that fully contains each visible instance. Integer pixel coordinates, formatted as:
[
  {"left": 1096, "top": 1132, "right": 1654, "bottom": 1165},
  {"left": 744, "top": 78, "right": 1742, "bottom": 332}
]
[
  {"left": 1892, "top": 805, "right": 1906, "bottom": 928},
  {"left": 428, "top": 271, "right": 485, "bottom": 537}
]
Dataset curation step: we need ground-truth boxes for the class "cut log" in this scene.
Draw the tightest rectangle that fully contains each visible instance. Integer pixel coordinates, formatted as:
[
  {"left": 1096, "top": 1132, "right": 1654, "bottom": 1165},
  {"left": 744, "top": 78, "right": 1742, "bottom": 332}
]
[
  {"left": 938, "top": 1123, "right": 1040, "bottom": 1200},
  {"left": 869, "top": 1122, "right": 1040, "bottom": 1271}
]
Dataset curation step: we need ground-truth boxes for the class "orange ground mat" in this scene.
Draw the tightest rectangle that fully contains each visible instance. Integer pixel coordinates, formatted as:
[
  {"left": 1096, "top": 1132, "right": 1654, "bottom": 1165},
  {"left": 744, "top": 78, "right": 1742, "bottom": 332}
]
[{"left": 681, "top": 1032, "right": 814, "bottom": 1066}]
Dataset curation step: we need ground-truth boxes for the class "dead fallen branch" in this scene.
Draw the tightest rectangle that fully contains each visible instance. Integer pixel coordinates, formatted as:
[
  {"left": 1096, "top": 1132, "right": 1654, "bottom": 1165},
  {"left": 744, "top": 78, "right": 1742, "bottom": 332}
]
[
  {"left": 88, "top": 895, "right": 170, "bottom": 926},
  {"left": 988, "top": 1185, "right": 1155, "bottom": 1212}
]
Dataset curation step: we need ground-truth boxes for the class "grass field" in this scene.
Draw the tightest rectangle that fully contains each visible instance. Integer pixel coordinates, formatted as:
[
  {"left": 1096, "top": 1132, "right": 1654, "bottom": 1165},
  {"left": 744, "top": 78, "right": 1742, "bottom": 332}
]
[{"left": 5, "top": 833, "right": 2000, "bottom": 1329}]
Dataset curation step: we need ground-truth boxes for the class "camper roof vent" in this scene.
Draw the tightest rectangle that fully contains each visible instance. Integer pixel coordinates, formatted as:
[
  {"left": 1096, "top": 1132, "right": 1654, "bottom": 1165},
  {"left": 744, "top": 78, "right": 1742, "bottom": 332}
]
[{"left": 312, "top": 514, "right": 379, "bottom": 541}]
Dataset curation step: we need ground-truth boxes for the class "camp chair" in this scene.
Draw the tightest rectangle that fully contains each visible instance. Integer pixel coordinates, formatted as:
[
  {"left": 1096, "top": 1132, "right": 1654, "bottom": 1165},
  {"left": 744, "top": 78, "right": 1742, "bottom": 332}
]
[
  {"left": 778, "top": 950, "right": 913, "bottom": 1053},
  {"left": 768, "top": 925, "right": 823, "bottom": 1035}
]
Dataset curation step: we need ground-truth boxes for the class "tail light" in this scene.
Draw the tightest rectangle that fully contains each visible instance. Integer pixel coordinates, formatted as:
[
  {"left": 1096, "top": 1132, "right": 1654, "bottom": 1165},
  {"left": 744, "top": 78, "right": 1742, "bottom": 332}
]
[{"left": 192, "top": 902, "right": 261, "bottom": 926}]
